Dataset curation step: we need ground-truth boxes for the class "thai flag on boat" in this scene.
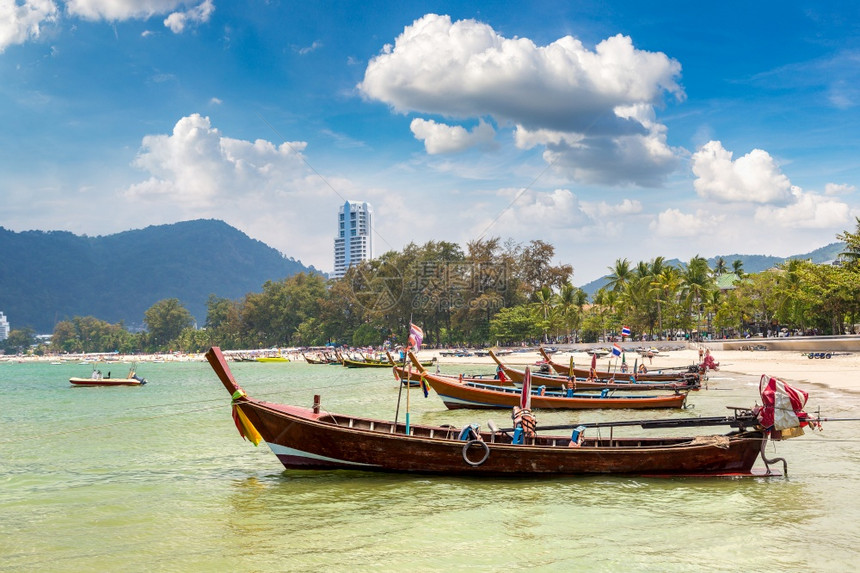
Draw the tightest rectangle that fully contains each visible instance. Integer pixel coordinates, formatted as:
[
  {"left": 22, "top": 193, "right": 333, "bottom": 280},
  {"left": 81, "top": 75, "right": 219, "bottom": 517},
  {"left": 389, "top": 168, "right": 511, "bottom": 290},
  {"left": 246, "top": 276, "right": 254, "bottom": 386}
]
[
  {"left": 408, "top": 323, "right": 424, "bottom": 352},
  {"left": 621, "top": 326, "right": 631, "bottom": 337},
  {"left": 612, "top": 343, "right": 622, "bottom": 357}
]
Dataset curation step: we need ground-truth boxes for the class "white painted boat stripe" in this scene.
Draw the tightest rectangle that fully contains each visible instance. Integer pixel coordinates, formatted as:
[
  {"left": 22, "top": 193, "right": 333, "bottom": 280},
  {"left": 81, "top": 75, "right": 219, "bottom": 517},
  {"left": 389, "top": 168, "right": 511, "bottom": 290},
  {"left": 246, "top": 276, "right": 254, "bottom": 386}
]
[{"left": 267, "top": 443, "right": 376, "bottom": 467}]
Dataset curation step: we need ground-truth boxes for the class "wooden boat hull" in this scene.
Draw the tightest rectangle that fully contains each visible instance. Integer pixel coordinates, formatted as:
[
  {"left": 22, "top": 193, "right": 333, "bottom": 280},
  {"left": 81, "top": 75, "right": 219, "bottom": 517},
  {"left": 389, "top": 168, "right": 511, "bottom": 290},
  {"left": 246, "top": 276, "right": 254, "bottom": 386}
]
[
  {"left": 480, "top": 360, "right": 699, "bottom": 391},
  {"left": 203, "top": 346, "right": 769, "bottom": 476},
  {"left": 342, "top": 358, "right": 394, "bottom": 368},
  {"left": 491, "top": 349, "right": 700, "bottom": 384},
  {"left": 420, "top": 371, "right": 687, "bottom": 410},
  {"left": 234, "top": 400, "right": 760, "bottom": 475},
  {"left": 393, "top": 365, "right": 517, "bottom": 387},
  {"left": 537, "top": 347, "right": 700, "bottom": 383},
  {"left": 69, "top": 377, "right": 145, "bottom": 386},
  {"left": 346, "top": 357, "right": 436, "bottom": 368}
]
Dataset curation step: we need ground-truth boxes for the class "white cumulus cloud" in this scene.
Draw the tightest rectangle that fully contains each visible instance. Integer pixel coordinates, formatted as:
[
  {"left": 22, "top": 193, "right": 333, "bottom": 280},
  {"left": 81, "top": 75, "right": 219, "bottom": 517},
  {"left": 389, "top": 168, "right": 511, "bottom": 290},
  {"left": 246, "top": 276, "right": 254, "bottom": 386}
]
[
  {"left": 825, "top": 182, "right": 856, "bottom": 196},
  {"left": 580, "top": 198, "right": 643, "bottom": 218},
  {"left": 359, "top": 13, "right": 684, "bottom": 186},
  {"left": 163, "top": 0, "right": 213, "bottom": 33},
  {"left": 127, "top": 113, "right": 308, "bottom": 206},
  {"left": 755, "top": 188, "right": 851, "bottom": 229},
  {"left": 0, "top": 0, "right": 58, "bottom": 53},
  {"left": 66, "top": 0, "right": 183, "bottom": 20},
  {"left": 410, "top": 118, "right": 496, "bottom": 154},
  {"left": 649, "top": 208, "right": 725, "bottom": 237},
  {"left": 66, "top": 0, "right": 212, "bottom": 32},
  {"left": 691, "top": 140, "right": 792, "bottom": 204},
  {"left": 494, "top": 188, "right": 595, "bottom": 231}
]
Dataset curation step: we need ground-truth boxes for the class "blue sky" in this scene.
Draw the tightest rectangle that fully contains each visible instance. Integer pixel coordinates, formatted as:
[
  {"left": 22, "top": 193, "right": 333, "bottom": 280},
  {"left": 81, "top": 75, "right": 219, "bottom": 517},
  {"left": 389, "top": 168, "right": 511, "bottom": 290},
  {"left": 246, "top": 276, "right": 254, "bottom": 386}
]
[{"left": 2, "top": 1, "right": 859, "bottom": 283}]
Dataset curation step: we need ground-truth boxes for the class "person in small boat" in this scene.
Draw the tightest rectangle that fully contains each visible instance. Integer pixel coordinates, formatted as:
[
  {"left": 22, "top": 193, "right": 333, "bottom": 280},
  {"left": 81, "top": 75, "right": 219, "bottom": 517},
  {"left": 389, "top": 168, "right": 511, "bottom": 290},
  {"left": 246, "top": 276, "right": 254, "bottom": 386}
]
[
  {"left": 106, "top": 371, "right": 111, "bottom": 379},
  {"left": 638, "top": 363, "right": 647, "bottom": 374}
]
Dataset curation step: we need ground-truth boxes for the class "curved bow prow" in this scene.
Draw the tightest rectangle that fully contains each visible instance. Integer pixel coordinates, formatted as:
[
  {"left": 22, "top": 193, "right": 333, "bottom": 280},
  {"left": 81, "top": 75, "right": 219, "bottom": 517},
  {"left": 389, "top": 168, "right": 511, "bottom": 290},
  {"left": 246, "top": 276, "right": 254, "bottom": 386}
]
[{"left": 205, "top": 347, "right": 245, "bottom": 399}]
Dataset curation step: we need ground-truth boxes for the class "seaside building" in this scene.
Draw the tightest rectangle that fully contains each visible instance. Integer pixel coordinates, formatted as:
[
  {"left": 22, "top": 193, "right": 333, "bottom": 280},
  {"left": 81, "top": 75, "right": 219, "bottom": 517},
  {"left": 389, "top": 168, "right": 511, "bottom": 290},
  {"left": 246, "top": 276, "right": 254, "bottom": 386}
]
[
  {"left": 0, "top": 311, "right": 9, "bottom": 341},
  {"left": 332, "top": 200, "right": 373, "bottom": 279}
]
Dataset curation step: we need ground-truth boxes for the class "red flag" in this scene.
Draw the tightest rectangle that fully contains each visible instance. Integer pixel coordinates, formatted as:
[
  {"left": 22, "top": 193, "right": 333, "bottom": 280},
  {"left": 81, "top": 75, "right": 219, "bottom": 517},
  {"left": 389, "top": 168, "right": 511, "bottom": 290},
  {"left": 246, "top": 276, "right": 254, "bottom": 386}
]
[
  {"left": 520, "top": 366, "right": 532, "bottom": 410},
  {"left": 407, "top": 323, "right": 424, "bottom": 352},
  {"left": 757, "top": 375, "right": 809, "bottom": 431},
  {"left": 589, "top": 352, "right": 597, "bottom": 378}
]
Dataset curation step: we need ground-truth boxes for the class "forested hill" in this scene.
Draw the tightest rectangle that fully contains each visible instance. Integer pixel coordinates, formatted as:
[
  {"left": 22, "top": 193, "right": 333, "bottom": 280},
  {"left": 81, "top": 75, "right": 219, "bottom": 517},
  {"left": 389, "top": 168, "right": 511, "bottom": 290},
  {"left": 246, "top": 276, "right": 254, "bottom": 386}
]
[
  {"left": 0, "top": 219, "right": 317, "bottom": 333},
  {"left": 578, "top": 242, "right": 846, "bottom": 297}
]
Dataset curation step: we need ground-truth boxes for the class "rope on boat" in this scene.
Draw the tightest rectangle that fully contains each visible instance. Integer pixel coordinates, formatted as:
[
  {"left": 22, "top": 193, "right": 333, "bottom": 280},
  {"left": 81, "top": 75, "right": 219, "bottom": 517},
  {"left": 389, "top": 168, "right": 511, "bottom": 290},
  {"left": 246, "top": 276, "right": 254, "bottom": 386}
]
[{"left": 760, "top": 435, "right": 788, "bottom": 477}]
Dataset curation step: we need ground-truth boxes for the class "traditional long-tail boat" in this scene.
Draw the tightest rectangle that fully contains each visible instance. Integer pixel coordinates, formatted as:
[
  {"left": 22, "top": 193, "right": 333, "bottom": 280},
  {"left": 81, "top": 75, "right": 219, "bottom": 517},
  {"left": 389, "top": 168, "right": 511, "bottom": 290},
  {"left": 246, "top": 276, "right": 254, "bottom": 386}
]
[
  {"left": 302, "top": 353, "right": 329, "bottom": 364},
  {"left": 341, "top": 355, "right": 393, "bottom": 368},
  {"left": 393, "top": 364, "right": 517, "bottom": 387},
  {"left": 492, "top": 348, "right": 700, "bottom": 384},
  {"left": 204, "top": 346, "right": 815, "bottom": 477},
  {"left": 395, "top": 355, "right": 695, "bottom": 393},
  {"left": 485, "top": 351, "right": 700, "bottom": 391},
  {"left": 417, "top": 368, "right": 688, "bottom": 410}
]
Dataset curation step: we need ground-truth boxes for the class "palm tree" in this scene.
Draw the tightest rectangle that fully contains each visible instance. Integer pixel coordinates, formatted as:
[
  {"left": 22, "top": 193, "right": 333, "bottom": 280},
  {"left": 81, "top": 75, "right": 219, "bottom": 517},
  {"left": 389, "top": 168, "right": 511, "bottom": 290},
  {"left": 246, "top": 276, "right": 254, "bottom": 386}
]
[
  {"left": 775, "top": 258, "right": 807, "bottom": 330},
  {"left": 648, "top": 256, "right": 667, "bottom": 278},
  {"left": 606, "top": 258, "right": 633, "bottom": 293},
  {"left": 650, "top": 267, "right": 681, "bottom": 339},
  {"left": 731, "top": 259, "right": 745, "bottom": 278},
  {"left": 714, "top": 257, "right": 727, "bottom": 276},
  {"left": 837, "top": 216, "right": 860, "bottom": 268},
  {"left": 557, "top": 283, "right": 583, "bottom": 342},
  {"left": 533, "top": 285, "right": 555, "bottom": 343},
  {"left": 680, "top": 256, "right": 716, "bottom": 338}
]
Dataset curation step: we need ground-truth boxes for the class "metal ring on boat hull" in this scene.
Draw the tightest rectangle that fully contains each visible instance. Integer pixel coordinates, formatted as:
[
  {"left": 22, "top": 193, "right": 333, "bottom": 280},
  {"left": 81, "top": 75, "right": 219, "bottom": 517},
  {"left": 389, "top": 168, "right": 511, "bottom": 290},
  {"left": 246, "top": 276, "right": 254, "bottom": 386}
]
[{"left": 462, "top": 440, "right": 490, "bottom": 466}]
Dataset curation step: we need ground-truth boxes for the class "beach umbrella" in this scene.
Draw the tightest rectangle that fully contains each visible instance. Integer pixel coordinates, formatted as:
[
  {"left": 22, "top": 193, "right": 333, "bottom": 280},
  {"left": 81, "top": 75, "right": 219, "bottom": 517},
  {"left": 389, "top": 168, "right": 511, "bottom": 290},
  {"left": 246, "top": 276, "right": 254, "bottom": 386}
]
[{"left": 520, "top": 366, "right": 532, "bottom": 410}]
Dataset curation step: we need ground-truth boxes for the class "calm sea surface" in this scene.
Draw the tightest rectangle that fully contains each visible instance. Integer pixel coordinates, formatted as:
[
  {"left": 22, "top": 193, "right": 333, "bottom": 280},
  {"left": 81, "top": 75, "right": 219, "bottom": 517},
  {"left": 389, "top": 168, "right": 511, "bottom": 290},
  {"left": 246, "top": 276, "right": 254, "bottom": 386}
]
[{"left": 1, "top": 359, "right": 859, "bottom": 572}]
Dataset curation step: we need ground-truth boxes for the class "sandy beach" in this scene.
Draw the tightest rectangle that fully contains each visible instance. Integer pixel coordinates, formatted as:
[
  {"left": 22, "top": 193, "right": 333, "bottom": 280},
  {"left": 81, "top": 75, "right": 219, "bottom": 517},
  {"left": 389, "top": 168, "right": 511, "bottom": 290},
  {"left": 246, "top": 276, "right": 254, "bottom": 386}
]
[{"left": 4, "top": 343, "right": 857, "bottom": 394}]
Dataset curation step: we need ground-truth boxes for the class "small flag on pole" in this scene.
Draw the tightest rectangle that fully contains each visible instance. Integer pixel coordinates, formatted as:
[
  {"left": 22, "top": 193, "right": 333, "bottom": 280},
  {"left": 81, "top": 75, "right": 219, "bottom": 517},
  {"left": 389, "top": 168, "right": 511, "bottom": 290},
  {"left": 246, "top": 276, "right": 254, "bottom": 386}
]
[
  {"left": 622, "top": 326, "right": 631, "bottom": 337},
  {"left": 408, "top": 323, "right": 424, "bottom": 352},
  {"left": 612, "top": 343, "right": 622, "bottom": 357}
]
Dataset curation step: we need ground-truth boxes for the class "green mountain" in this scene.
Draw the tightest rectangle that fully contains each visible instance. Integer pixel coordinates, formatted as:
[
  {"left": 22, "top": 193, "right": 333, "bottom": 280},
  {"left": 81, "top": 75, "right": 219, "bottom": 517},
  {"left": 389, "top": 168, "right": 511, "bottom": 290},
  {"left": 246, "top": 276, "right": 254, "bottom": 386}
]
[
  {"left": 0, "top": 220, "right": 317, "bottom": 333},
  {"left": 578, "top": 242, "right": 846, "bottom": 297}
]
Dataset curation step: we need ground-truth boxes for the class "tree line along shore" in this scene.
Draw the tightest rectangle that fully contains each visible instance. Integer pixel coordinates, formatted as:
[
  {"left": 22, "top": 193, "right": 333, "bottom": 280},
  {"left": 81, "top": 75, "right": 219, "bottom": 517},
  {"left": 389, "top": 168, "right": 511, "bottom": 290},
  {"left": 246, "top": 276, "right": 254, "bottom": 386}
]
[{"left": 2, "top": 220, "right": 859, "bottom": 357}]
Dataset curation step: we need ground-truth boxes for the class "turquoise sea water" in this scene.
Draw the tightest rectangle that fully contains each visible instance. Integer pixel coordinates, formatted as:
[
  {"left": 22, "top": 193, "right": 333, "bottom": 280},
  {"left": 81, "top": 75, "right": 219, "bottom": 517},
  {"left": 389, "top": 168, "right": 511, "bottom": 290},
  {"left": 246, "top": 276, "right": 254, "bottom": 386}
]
[{"left": 1, "top": 359, "right": 859, "bottom": 572}]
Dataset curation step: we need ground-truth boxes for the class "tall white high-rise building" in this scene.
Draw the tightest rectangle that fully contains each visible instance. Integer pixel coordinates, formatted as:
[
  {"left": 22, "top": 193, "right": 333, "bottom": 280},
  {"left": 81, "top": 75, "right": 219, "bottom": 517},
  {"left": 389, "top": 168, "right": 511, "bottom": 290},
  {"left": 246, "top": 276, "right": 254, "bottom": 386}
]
[
  {"left": 0, "top": 311, "right": 9, "bottom": 341},
  {"left": 333, "top": 200, "right": 373, "bottom": 279}
]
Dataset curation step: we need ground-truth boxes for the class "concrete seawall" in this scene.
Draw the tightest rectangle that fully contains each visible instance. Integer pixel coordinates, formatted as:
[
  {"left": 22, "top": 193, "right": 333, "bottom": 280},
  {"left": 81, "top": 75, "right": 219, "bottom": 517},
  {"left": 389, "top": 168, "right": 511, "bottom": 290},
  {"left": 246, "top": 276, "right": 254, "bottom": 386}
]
[
  {"left": 702, "top": 335, "right": 860, "bottom": 352},
  {"left": 544, "top": 335, "right": 860, "bottom": 354}
]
